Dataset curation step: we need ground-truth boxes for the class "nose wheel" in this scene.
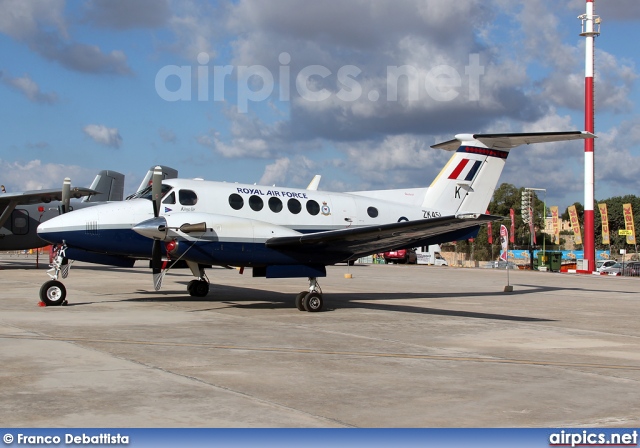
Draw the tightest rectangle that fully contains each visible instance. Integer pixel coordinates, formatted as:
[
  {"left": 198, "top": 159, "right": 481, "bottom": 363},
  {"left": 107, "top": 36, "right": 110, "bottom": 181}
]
[
  {"left": 295, "top": 277, "right": 324, "bottom": 312},
  {"left": 39, "top": 280, "right": 67, "bottom": 306}
]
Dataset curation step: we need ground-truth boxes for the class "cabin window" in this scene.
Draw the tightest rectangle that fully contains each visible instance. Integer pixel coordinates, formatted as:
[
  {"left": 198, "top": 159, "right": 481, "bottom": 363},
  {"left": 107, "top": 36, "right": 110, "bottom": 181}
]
[
  {"left": 367, "top": 206, "right": 379, "bottom": 218},
  {"left": 306, "top": 200, "right": 320, "bottom": 216},
  {"left": 269, "top": 197, "right": 283, "bottom": 213},
  {"left": 288, "top": 198, "right": 301, "bottom": 214},
  {"left": 162, "top": 192, "right": 176, "bottom": 204},
  {"left": 139, "top": 184, "right": 172, "bottom": 200},
  {"left": 229, "top": 193, "right": 244, "bottom": 210},
  {"left": 249, "top": 195, "right": 264, "bottom": 211},
  {"left": 179, "top": 189, "right": 198, "bottom": 206}
]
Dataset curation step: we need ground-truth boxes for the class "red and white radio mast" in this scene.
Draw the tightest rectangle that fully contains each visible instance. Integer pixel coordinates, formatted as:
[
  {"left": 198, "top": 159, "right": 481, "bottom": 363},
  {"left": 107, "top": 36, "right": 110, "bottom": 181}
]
[{"left": 579, "top": 0, "right": 600, "bottom": 271}]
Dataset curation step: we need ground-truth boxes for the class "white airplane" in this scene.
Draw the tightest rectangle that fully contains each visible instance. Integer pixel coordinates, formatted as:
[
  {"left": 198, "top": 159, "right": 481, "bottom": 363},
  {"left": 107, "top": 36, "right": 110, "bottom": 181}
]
[{"left": 37, "top": 131, "right": 594, "bottom": 311}]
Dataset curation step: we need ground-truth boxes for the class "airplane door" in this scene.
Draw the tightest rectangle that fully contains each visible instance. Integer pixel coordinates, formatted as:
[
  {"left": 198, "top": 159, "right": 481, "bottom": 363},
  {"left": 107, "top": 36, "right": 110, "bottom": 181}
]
[{"left": 328, "top": 195, "right": 357, "bottom": 228}]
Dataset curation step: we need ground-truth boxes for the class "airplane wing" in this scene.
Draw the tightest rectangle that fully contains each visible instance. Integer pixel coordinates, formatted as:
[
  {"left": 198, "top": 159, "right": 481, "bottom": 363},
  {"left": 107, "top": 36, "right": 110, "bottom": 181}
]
[
  {"left": 0, "top": 187, "right": 96, "bottom": 228},
  {"left": 265, "top": 214, "right": 501, "bottom": 259}
]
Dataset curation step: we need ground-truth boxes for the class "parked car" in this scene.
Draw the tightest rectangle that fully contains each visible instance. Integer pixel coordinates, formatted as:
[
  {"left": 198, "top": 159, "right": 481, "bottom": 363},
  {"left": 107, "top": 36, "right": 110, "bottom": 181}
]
[
  {"left": 384, "top": 248, "right": 418, "bottom": 264},
  {"left": 596, "top": 260, "right": 617, "bottom": 272},
  {"left": 622, "top": 261, "right": 640, "bottom": 277},
  {"left": 601, "top": 262, "right": 624, "bottom": 275},
  {"left": 601, "top": 261, "right": 640, "bottom": 276}
]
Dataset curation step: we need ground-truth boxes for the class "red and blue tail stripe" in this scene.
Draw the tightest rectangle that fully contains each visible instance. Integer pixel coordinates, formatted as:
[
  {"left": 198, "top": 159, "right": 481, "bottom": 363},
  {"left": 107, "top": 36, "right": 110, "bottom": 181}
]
[{"left": 448, "top": 159, "right": 482, "bottom": 181}]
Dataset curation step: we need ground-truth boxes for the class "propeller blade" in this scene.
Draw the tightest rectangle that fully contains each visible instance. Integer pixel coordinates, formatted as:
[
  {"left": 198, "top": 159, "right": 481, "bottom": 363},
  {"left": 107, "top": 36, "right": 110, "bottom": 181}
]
[
  {"left": 179, "top": 222, "right": 207, "bottom": 233},
  {"left": 151, "top": 165, "right": 162, "bottom": 218},
  {"left": 151, "top": 239, "right": 163, "bottom": 291},
  {"left": 61, "top": 177, "right": 71, "bottom": 214}
]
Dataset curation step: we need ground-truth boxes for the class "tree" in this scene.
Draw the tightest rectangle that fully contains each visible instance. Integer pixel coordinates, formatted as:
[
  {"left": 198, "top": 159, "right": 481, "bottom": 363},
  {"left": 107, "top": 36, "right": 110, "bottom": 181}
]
[
  {"left": 561, "top": 202, "right": 584, "bottom": 223},
  {"left": 595, "top": 195, "right": 640, "bottom": 253},
  {"left": 471, "top": 183, "right": 546, "bottom": 261}
]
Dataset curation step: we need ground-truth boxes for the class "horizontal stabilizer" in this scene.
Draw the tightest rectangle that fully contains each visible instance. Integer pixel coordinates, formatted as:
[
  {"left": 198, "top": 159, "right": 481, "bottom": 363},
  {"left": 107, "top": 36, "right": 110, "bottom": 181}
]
[{"left": 432, "top": 131, "right": 596, "bottom": 151}]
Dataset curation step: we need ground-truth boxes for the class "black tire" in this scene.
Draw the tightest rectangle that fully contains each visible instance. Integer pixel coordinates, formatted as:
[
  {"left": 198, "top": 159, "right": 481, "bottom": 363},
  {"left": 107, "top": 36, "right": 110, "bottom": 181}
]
[
  {"left": 194, "top": 280, "right": 209, "bottom": 297},
  {"left": 347, "top": 259, "right": 356, "bottom": 266},
  {"left": 39, "top": 280, "right": 67, "bottom": 306},
  {"left": 188, "top": 280, "right": 209, "bottom": 297},
  {"left": 295, "top": 291, "right": 307, "bottom": 311},
  {"left": 187, "top": 280, "right": 197, "bottom": 296},
  {"left": 303, "top": 292, "right": 323, "bottom": 312}
]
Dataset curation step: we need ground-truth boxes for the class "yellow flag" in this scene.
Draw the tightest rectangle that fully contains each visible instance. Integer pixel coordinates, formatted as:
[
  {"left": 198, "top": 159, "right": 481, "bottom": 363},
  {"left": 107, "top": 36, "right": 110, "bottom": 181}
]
[
  {"left": 598, "top": 203, "right": 610, "bottom": 245},
  {"left": 550, "top": 206, "right": 559, "bottom": 245},
  {"left": 568, "top": 205, "right": 582, "bottom": 245},
  {"left": 623, "top": 203, "right": 636, "bottom": 245}
]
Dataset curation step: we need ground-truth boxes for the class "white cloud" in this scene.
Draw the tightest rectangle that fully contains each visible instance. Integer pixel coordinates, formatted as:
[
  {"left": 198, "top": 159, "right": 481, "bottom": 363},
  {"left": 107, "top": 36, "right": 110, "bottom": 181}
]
[
  {"left": 259, "top": 157, "right": 291, "bottom": 186},
  {"left": 0, "top": 0, "right": 67, "bottom": 41},
  {"left": 0, "top": 0, "right": 131, "bottom": 75},
  {"left": 335, "top": 134, "right": 449, "bottom": 190},
  {"left": 158, "top": 127, "right": 177, "bottom": 143},
  {"left": 83, "top": 0, "right": 170, "bottom": 30},
  {"left": 0, "top": 72, "right": 58, "bottom": 104},
  {"left": 594, "top": 119, "right": 640, "bottom": 190},
  {"left": 166, "top": 0, "right": 219, "bottom": 61},
  {"left": 0, "top": 159, "right": 95, "bottom": 192},
  {"left": 259, "top": 156, "right": 316, "bottom": 187},
  {"left": 83, "top": 124, "right": 123, "bottom": 148},
  {"left": 197, "top": 131, "right": 270, "bottom": 158}
]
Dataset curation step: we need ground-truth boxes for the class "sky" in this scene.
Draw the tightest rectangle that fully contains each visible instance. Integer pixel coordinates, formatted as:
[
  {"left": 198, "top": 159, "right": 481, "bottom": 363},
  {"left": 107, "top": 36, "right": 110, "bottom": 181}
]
[{"left": 0, "top": 0, "right": 638, "bottom": 211}]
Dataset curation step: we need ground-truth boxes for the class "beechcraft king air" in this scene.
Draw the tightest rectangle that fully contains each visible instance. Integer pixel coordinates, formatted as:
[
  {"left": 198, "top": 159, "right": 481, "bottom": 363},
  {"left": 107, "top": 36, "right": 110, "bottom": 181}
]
[{"left": 37, "top": 131, "right": 594, "bottom": 310}]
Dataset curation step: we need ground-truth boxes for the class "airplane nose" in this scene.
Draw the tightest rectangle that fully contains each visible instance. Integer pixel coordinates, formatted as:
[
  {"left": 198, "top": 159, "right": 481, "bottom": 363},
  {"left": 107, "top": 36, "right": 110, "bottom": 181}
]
[{"left": 132, "top": 217, "right": 168, "bottom": 240}]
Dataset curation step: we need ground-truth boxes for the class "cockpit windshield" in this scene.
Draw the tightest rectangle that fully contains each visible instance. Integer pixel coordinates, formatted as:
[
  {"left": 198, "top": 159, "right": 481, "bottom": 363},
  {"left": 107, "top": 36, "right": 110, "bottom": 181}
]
[{"left": 127, "top": 184, "right": 173, "bottom": 201}]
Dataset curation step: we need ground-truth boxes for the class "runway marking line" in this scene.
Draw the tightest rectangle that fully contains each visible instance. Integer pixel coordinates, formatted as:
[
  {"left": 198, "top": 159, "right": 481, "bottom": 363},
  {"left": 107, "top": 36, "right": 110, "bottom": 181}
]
[{"left": 3, "top": 334, "right": 640, "bottom": 372}]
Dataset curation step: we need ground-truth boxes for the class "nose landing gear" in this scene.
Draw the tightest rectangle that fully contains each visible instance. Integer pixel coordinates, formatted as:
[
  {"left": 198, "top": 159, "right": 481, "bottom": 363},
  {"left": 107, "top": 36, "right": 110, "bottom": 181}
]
[{"left": 39, "top": 243, "right": 69, "bottom": 306}]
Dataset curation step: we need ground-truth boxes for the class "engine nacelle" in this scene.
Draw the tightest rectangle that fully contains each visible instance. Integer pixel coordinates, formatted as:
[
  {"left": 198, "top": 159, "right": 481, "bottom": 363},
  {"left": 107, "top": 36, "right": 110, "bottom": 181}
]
[{"left": 161, "top": 212, "right": 302, "bottom": 243}]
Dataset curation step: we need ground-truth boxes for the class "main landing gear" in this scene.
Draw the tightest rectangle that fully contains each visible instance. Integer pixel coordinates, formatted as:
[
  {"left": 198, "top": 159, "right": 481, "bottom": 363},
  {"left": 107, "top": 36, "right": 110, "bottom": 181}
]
[
  {"left": 295, "top": 277, "right": 324, "bottom": 312},
  {"left": 40, "top": 244, "right": 69, "bottom": 306},
  {"left": 186, "top": 261, "right": 210, "bottom": 297},
  {"left": 187, "top": 279, "right": 209, "bottom": 297}
]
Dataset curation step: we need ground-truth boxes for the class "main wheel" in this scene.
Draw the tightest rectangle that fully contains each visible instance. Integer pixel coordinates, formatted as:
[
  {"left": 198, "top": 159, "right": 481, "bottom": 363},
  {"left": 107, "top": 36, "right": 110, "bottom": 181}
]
[
  {"left": 302, "top": 292, "right": 323, "bottom": 312},
  {"left": 188, "top": 280, "right": 209, "bottom": 297},
  {"left": 39, "top": 280, "right": 67, "bottom": 306},
  {"left": 295, "top": 291, "right": 307, "bottom": 311},
  {"left": 187, "top": 280, "right": 197, "bottom": 295}
]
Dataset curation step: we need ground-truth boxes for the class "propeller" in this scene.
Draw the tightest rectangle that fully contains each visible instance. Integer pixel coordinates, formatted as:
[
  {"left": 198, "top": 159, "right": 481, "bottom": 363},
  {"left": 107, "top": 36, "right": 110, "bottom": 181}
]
[
  {"left": 133, "top": 218, "right": 207, "bottom": 241},
  {"left": 61, "top": 177, "right": 71, "bottom": 214},
  {"left": 150, "top": 166, "right": 164, "bottom": 290}
]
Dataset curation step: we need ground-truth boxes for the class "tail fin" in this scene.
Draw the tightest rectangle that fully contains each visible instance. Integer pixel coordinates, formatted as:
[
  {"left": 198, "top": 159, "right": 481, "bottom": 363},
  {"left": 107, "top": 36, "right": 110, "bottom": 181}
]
[
  {"left": 422, "top": 131, "right": 595, "bottom": 215},
  {"left": 133, "top": 165, "right": 179, "bottom": 196},
  {"left": 82, "top": 170, "right": 125, "bottom": 202}
]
